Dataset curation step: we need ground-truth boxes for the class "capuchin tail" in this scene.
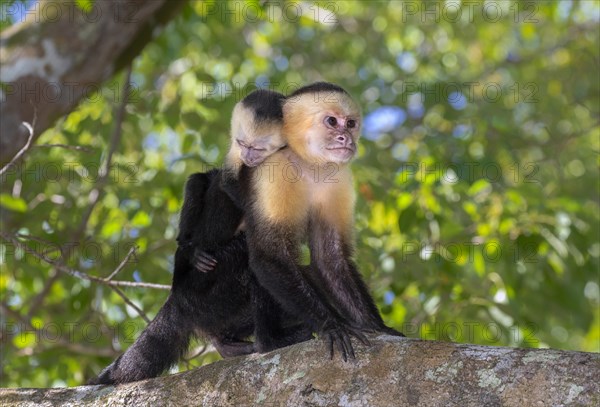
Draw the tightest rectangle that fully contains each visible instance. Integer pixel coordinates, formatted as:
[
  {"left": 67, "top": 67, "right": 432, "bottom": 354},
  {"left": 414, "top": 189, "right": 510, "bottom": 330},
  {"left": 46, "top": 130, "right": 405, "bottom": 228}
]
[{"left": 87, "top": 298, "right": 192, "bottom": 385}]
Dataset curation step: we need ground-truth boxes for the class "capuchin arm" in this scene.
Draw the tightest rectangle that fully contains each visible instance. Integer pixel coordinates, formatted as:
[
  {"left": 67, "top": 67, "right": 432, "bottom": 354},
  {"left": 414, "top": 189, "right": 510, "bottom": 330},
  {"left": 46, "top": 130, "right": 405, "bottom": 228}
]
[
  {"left": 308, "top": 214, "right": 403, "bottom": 336},
  {"left": 177, "top": 172, "right": 211, "bottom": 246},
  {"left": 176, "top": 172, "right": 218, "bottom": 272},
  {"left": 246, "top": 220, "right": 368, "bottom": 361},
  {"left": 180, "top": 170, "right": 245, "bottom": 273}
]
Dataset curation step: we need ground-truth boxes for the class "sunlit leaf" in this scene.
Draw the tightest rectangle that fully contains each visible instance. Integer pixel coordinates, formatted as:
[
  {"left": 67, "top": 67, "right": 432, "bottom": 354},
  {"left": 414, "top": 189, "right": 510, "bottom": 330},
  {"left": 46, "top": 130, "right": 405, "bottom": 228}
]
[{"left": 0, "top": 194, "right": 27, "bottom": 212}]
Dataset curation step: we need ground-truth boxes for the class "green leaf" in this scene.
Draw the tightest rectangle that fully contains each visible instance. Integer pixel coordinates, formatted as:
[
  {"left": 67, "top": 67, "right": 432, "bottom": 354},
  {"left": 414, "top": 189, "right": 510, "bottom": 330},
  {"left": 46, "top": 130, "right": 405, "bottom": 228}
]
[
  {"left": 0, "top": 194, "right": 27, "bottom": 212},
  {"left": 131, "top": 211, "right": 151, "bottom": 228},
  {"left": 75, "top": 0, "right": 94, "bottom": 13}
]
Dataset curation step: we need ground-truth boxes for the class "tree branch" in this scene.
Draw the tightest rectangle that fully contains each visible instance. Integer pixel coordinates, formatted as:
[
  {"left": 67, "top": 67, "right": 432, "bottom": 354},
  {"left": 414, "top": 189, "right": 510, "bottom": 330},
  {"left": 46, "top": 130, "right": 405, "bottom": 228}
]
[
  {"left": 0, "top": 337, "right": 597, "bottom": 405},
  {"left": 0, "top": 0, "right": 187, "bottom": 164},
  {"left": 0, "top": 111, "right": 36, "bottom": 176}
]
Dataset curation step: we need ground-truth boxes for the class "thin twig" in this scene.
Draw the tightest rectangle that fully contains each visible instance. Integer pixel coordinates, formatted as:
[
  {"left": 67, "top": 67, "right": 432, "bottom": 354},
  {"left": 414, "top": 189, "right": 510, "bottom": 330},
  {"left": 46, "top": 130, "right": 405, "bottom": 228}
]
[
  {"left": 25, "top": 66, "right": 141, "bottom": 320},
  {"left": 103, "top": 65, "right": 132, "bottom": 177},
  {"left": 26, "top": 272, "right": 61, "bottom": 320},
  {"left": 76, "top": 65, "right": 133, "bottom": 238},
  {"left": 105, "top": 246, "right": 138, "bottom": 281},
  {"left": 9, "top": 233, "right": 150, "bottom": 323},
  {"left": 102, "top": 280, "right": 170, "bottom": 290},
  {"left": 4, "top": 66, "right": 156, "bottom": 347},
  {"left": 14, "top": 232, "right": 64, "bottom": 251},
  {"left": 34, "top": 144, "right": 94, "bottom": 153},
  {"left": 0, "top": 301, "right": 23, "bottom": 321},
  {"left": 0, "top": 110, "right": 37, "bottom": 177},
  {"left": 22, "top": 342, "right": 118, "bottom": 358},
  {"left": 110, "top": 285, "right": 151, "bottom": 323},
  {"left": 182, "top": 343, "right": 208, "bottom": 362},
  {"left": 1, "top": 232, "right": 171, "bottom": 291}
]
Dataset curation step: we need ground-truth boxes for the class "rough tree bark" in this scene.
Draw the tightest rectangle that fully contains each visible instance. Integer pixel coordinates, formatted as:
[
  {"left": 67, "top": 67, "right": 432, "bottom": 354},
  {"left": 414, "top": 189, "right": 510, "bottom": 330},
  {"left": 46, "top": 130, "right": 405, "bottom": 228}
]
[
  {"left": 0, "top": 0, "right": 186, "bottom": 164},
  {"left": 0, "top": 336, "right": 597, "bottom": 406}
]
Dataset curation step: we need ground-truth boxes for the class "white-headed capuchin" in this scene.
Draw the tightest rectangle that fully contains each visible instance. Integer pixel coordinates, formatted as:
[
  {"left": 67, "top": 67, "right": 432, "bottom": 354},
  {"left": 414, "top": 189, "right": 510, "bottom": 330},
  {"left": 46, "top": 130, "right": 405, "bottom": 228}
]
[
  {"left": 88, "top": 91, "right": 310, "bottom": 385},
  {"left": 226, "top": 82, "right": 403, "bottom": 361}
]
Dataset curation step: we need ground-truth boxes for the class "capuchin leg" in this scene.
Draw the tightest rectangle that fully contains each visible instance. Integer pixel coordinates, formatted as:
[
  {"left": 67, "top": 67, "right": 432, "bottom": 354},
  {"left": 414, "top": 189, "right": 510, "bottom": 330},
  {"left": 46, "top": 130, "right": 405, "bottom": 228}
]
[{"left": 246, "top": 221, "right": 367, "bottom": 362}]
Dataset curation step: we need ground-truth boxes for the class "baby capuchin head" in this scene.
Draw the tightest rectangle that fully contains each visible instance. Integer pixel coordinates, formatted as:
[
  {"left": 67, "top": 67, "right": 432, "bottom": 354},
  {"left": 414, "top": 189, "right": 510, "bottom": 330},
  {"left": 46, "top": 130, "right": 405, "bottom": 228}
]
[{"left": 228, "top": 89, "right": 287, "bottom": 168}]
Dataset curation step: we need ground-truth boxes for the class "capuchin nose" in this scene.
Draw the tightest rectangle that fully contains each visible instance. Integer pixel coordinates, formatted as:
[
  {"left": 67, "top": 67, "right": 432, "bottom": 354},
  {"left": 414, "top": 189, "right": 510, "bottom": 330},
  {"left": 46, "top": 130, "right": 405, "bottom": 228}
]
[
  {"left": 335, "top": 134, "right": 348, "bottom": 144},
  {"left": 243, "top": 148, "right": 264, "bottom": 167},
  {"left": 335, "top": 134, "right": 354, "bottom": 148}
]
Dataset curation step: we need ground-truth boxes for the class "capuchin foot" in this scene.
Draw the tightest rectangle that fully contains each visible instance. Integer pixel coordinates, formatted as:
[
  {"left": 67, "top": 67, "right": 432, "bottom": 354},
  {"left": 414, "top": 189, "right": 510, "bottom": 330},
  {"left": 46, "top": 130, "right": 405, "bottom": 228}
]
[
  {"left": 212, "top": 339, "right": 255, "bottom": 358},
  {"left": 255, "top": 324, "right": 314, "bottom": 353}
]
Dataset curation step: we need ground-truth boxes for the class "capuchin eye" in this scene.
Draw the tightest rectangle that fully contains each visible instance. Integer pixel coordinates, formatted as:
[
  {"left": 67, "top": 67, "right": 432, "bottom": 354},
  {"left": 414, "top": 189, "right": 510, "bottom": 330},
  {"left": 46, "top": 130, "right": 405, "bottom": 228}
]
[
  {"left": 346, "top": 120, "right": 356, "bottom": 129},
  {"left": 326, "top": 116, "right": 337, "bottom": 127}
]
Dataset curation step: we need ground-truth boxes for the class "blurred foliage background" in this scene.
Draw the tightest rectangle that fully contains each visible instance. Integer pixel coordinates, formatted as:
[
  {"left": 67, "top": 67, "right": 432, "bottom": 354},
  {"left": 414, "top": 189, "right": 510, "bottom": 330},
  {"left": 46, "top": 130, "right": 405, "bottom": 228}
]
[{"left": 1, "top": 0, "right": 599, "bottom": 387}]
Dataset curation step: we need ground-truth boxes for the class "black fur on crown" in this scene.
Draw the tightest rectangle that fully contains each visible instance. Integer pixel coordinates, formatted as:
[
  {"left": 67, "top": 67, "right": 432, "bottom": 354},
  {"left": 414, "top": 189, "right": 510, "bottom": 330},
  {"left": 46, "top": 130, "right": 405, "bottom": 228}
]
[
  {"left": 241, "top": 89, "right": 285, "bottom": 122},
  {"left": 288, "top": 82, "right": 348, "bottom": 98}
]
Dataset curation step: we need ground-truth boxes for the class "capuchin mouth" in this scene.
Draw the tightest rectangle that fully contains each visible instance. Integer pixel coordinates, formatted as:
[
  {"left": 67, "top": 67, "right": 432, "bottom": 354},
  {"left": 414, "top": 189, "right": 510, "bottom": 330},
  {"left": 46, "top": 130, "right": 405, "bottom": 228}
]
[
  {"left": 325, "top": 129, "right": 356, "bottom": 157},
  {"left": 242, "top": 148, "right": 267, "bottom": 167},
  {"left": 326, "top": 146, "right": 355, "bottom": 152},
  {"left": 326, "top": 142, "right": 356, "bottom": 153},
  {"left": 325, "top": 146, "right": 356, "bottom": 161}
]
